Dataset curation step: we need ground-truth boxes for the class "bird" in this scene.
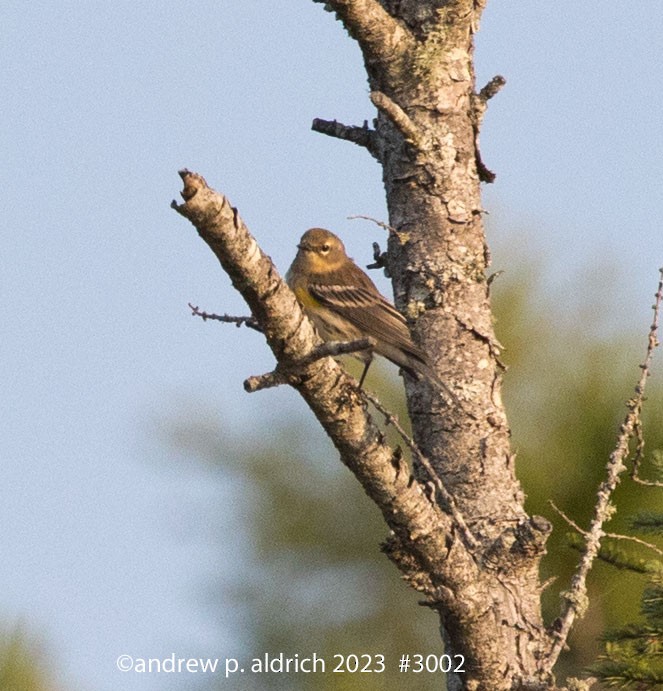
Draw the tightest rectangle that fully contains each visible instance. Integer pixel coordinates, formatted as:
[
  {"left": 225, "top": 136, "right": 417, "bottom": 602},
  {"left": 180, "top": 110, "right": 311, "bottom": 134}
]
[{"left": 286, "top": 227, "right": 456, "bottom": 403}]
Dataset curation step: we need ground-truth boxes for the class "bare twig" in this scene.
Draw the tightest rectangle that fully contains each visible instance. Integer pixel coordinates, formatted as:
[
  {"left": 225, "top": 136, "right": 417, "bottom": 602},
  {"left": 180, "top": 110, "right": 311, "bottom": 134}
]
[
  {"left": 605, "top": 532, "right": 663, "bottom": 558},
  {"left": 549, "top": 500, "right": 586, "bottom": 536},
  {"left": 631, "top": 420, "right": 663, "bottom": 486},
  {"left": 551, "top": 499, "right": 663, "bottom": 558},
  {"left": 478, "top": 74, "right": 506, "bottom": 102},
  {"left": 630, "top": 271, "right": 663, "bottom": 486},
  {"left": 244, "top": 337, "right": 376, "bottom": 393},
  {"left": 311, "top": 118, "right": 380, "bottom": 159},
  {"left": 188, "top": 303, "right": 262, "bottom": 332},
  {"left": 545, "top": 268, "right": 663, "bottom": 671},
  {"left": 347, "top": 214, "right": 401, "bottom": 236},
  {"left": 471, "top": 76, "right": 505, "bottom": 184},
  {"left": 472, "top": 75, "right": 506, "bottom": 129},
  {"left": 362, "top": 389, "right": 478, "bottom": 552},
  {"left": 486, "top": 270, "right": 504, "bottom": 288}
]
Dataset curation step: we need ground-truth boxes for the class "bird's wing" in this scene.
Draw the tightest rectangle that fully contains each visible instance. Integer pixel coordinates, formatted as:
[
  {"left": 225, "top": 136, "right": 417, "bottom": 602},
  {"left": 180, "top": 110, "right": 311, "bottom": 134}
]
[
  {"left": 308, "top": 281, "right": 421, "bottom": 356},
  {"left": 309, "top": 272, "right": 464, "bottom": 411}
]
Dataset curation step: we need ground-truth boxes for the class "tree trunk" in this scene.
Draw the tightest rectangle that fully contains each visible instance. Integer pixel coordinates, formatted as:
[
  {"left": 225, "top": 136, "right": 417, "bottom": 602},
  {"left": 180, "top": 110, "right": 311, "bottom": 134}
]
[{"left": 315, "top": 2, "right": 553, "bottom": 688}]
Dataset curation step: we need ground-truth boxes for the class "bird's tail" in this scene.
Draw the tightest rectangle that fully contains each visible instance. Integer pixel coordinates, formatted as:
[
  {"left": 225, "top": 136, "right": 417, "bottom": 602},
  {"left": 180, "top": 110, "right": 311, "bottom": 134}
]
[{"left": 399, "top": 352, "right": 469, "bottom": 413}]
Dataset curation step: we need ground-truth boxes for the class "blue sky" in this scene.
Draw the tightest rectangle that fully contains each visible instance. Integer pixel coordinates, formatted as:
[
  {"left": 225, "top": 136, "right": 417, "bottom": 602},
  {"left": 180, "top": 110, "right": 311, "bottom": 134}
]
[{"left": 2, "top": 2, "right": 662, "bottom": 690}]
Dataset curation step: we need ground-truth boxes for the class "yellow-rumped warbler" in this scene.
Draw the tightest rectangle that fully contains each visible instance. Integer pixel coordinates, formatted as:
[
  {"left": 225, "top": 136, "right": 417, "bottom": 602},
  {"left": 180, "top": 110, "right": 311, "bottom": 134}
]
[{"left": 286, "top": 227, "right": 445, "bottom": 391}]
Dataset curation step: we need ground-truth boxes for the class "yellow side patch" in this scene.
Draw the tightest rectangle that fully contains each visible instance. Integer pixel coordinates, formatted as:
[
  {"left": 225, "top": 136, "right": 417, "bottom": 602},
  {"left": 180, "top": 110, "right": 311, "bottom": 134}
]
[{"left": 293, "top": 286, "right": 319, "bottom": 308}]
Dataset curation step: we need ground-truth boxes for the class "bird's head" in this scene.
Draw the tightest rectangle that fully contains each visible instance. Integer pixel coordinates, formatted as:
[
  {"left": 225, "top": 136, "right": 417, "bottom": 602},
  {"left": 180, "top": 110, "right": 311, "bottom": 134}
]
[{"left": 296, "top": 228, "right": 348, "bottom": 272}]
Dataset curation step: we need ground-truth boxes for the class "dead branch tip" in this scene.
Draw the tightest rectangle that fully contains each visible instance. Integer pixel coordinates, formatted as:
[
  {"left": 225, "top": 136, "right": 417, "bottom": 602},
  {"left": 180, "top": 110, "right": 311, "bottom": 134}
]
[
  {"left": 479, "top": 75, "right": 506, "bottom": 102},
  {"left": 177, "top": 169, "right": 208, "bottom": 202},
  {"left": 244, "top": 370, "right": 288, "bottom": 393},
  {"left": 311, "top": 118, "right": 380, "bottom": 159}
]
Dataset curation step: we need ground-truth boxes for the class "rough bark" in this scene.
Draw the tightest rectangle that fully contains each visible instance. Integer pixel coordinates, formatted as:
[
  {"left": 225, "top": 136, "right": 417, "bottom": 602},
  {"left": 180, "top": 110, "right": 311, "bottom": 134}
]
[
  {"left": 315, "top": 1, "right": 553, "bottom": 688},
  {"left": 171, "top": 2, "right": 577, "bottom": 689}
]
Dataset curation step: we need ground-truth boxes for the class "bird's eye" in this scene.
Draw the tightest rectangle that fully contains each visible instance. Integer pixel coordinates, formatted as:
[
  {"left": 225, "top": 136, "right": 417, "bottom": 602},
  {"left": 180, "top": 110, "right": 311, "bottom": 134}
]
[{"left": 321, "top": 243, "right": 331, "bottom": 253}]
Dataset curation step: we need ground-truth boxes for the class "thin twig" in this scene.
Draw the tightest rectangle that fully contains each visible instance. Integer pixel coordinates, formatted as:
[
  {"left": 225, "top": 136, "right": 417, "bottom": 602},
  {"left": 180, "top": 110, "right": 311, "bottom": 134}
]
[
  {"left": 188, "top": 303, "right": 262, "bottom": 332},
  {"left": 244, "top": 338, "right": 376, "bottom": 393},
  {"left": 631, "top": 417, "right": 663, "bottom": 486},
  {"left": 362, "top": 389, "right": 478, "bottom": 552},
  {"left": 545, "top": 268, "right": 663, "bottom": 672},
  {"left": 550, "top": 499, "right": 663, "bottom": 558},
  {"left": 605, "top": 532, "right": 663, "bottom": 558},
  {"left": 549, "top": 500, "right": 586, "bottom": 535},
  {"left": 630, "top": 271, "right": 663, "bottom": 486},
  {"left": 471, "top": 76, "right": 505, "bottom": 184},
  {"left": 347, "top": 214, "right": 401, "bottom": 236}
]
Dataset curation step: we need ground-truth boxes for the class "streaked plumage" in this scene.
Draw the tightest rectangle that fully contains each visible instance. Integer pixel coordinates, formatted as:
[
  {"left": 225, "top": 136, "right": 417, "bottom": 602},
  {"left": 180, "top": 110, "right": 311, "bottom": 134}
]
[{"left": 286, "top": 228, "right": 440, "bottom": 387}]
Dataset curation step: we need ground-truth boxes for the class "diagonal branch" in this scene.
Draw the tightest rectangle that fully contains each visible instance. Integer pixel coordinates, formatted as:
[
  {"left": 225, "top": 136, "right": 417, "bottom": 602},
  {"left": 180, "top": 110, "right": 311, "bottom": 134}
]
[
  {"left": 545, "top": 268, "right": 663, "bottom": 672},
  {"left": 171, "top": 169, "right": 478, "bottom": 594}
]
